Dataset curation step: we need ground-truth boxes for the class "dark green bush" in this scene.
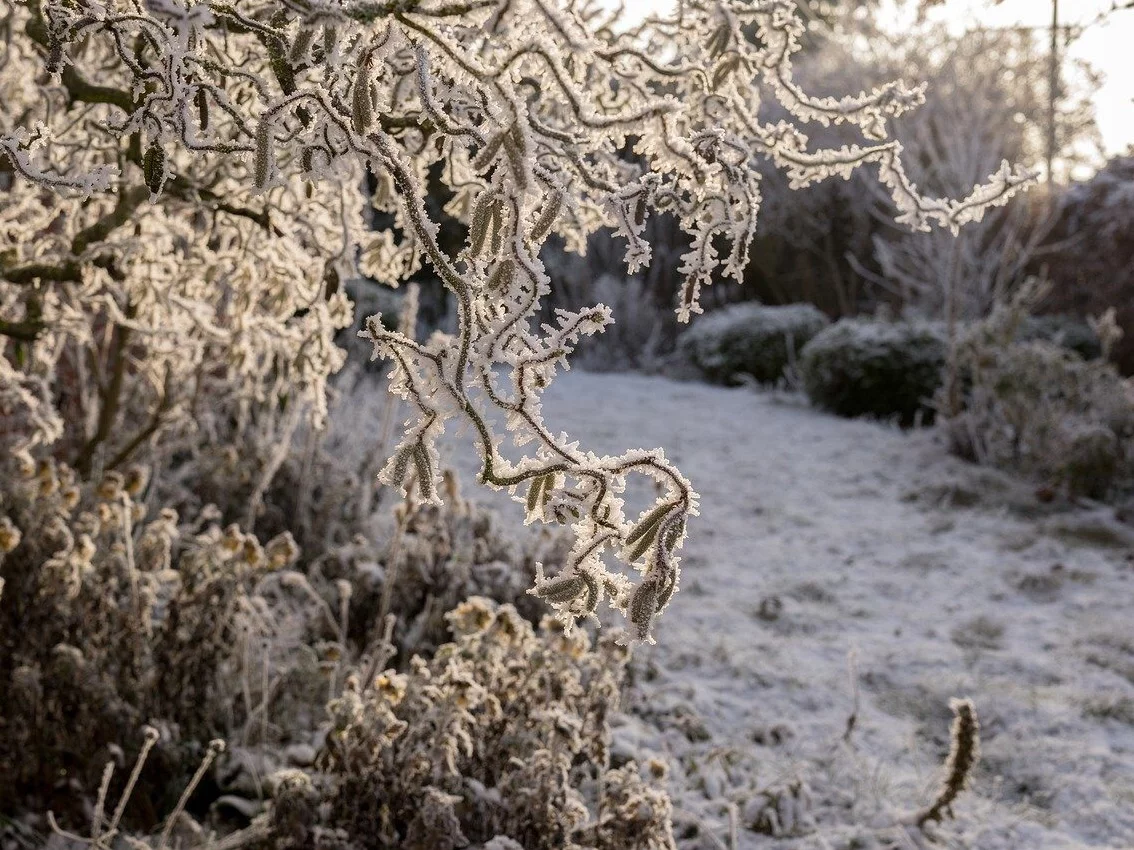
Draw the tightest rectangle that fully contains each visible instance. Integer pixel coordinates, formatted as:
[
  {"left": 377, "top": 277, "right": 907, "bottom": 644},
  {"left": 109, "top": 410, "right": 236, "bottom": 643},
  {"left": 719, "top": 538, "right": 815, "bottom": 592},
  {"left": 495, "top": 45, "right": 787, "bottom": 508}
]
[
  {"left": 678, "top": 302, "right": 830, "bottom": 386},
  {"left": 1019, "top": 315, "right": 1102, "bottom": 361},
  {"left": 800, "top": 319, "right": 947, "bottom": 426}
]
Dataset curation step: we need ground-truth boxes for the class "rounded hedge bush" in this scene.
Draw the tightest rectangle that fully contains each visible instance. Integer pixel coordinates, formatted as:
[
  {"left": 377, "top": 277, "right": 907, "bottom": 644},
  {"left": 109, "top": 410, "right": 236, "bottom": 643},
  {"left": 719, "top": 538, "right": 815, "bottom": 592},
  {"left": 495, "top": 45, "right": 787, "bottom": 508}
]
[
  {"left": 678, "top": 302, "right": 830, "bottom": 385},
  {"left": 800, "top": 319, "right": 947, "bottom": 426}
]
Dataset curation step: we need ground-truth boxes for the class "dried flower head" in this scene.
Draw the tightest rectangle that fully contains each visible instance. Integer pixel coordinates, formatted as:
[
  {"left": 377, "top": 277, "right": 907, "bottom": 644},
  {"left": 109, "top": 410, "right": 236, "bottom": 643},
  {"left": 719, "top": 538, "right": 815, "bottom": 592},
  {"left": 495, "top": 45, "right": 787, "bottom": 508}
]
[{"left": 0, "top": 517, "right": 21, "bottom": 554}]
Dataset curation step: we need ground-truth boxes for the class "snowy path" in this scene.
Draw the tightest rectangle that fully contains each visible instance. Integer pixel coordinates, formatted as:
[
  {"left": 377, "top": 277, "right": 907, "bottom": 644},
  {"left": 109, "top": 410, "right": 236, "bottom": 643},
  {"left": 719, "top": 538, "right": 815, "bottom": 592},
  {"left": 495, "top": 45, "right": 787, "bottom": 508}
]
[{"left": 433, "top": 371, "right": 1134, "bottom": 850}]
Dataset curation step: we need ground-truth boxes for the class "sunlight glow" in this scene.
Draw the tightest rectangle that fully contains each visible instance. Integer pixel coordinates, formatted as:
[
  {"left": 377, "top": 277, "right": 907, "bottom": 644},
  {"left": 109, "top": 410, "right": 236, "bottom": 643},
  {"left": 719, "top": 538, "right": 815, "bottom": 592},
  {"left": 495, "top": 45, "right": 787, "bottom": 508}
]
[
  {"left": 614, "top": 0, "right": 1134, "bottom": 160},
  {"left": 918, "top": 0, "right": 1133, "bottom": 158}
]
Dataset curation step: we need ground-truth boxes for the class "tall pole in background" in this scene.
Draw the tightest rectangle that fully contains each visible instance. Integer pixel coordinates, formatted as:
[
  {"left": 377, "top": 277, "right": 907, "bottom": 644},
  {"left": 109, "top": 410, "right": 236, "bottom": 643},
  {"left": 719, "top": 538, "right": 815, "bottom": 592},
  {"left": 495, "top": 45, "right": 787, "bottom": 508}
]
[{"left": 1046, "top": 0, "right": 1059, "bottom": 184}]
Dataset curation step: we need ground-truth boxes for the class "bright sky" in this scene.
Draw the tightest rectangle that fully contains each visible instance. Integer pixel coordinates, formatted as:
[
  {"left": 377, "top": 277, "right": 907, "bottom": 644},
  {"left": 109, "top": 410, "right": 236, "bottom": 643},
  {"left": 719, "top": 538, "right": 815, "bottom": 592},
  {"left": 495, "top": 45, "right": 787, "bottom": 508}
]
[
  {"left": 917, "top": 0, "right": 1134, "bottom": 158},
  {"left": 615, "top": 0, "right": 1134, "bottom": 159}
]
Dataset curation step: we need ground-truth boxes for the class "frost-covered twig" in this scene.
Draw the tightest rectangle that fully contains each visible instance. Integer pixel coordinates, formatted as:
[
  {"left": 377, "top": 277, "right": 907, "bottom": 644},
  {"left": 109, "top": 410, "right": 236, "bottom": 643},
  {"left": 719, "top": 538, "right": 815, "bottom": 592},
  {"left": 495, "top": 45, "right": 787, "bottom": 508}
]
[
  {"left": 4, "top": 0, "right": 1035, "bottom": 639},
  {"left": 913, "top": 698, "right": 980, "bottom": 828}
]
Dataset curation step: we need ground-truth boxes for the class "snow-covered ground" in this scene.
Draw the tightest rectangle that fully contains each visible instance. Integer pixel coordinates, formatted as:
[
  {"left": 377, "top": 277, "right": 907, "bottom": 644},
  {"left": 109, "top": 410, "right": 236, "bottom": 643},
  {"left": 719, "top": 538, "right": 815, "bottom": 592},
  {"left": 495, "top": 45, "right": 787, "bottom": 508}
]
[{"left": 427, "top": 371, "right": 1134, "bottom": 850}]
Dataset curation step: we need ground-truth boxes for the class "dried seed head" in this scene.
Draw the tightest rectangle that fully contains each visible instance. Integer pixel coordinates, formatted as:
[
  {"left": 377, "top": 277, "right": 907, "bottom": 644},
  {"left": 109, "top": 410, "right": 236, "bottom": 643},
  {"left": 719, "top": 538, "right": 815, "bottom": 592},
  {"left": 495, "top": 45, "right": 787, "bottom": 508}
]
[
  {"left": 124, "top": 465, "right": 150, "bottom": 496},
  {"left": 242, "top": 537, "right": 265, "bottom": 566},
  {"left": 373, "top": 670, "right": 408, "bottom": 705},
  {"left": 143, "top": 142, "right": 166, "bottom": 197},
  {"left": 351, "top": 72, "right": 375, "bottom": 135},
  {"left": 37, "top": 460, "right": 57, "bottom": 497},
  {"left": 629, "top": 579, "right": 660, "bottom": 641},
  {"left": 14, "top": 451, "right": 35, "bottom": 480},
  {"left": 412, "top": 443, "right": 433, "bottom": 499},
  {"left": 254, "top": 119, "right": 274, "bottom": 190},
  {"left": 448, "top": 596, "right": 496, "bottom": 636},
  {"left": 266, "top": 531, "right": 300, "bottom": 569},
  {"left": 0, "top": 517, "right": 21, "bottom": 554},
  {"left": 221, "top": 523, "right": 244, "bottom": 554},
  {"left": 97, "top": 471, "right": 125, "bottom": 501},
  {"left": 195, "top": 86, "right": 209, "bottom": 132},
  {"left": 916, "top": 698, "right": 981, "bottom": 827}
]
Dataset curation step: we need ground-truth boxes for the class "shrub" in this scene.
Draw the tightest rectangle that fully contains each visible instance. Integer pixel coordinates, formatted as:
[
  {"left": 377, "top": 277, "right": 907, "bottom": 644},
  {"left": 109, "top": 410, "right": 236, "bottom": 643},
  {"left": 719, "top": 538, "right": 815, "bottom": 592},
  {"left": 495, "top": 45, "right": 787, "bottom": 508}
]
[
  {"left": 800, "top": 319, "right": 947, "bottom": 426},
  {"left": 943, "top": 292, "right": 1134, "bottom": 499},
  {"left": 317, "top": 474, "right": 573, "bottom": 664},
  {"left": 0, "top": 462, "right": 588, "bottom": 844},
  {"left": 678, "top": 303, "right": 830, "bottom": 386},
  {"left": 316, "top": 597, "right": 676, "bottom": 850},
  {"left": 0, "top": 460, "right": 311, "bottom": 828},
  {"left": 8, "top": 597, "right": 675, "bottom": 850}
]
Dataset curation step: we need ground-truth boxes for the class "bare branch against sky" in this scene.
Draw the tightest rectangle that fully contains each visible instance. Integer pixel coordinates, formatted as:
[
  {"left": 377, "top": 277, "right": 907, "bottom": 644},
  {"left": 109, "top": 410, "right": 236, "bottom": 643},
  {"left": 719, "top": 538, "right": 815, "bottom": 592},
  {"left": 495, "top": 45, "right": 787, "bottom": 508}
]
[{"left": 614, "top": 0, "right": 1133, "bottom": 160}]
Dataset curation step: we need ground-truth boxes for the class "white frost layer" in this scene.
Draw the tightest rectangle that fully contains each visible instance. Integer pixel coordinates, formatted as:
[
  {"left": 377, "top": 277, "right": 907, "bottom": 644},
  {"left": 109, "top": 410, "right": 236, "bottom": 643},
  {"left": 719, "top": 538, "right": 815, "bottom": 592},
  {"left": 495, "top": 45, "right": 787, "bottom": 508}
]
[{"left": 419, "top": 370, "right": 1134, "bottom": 849}]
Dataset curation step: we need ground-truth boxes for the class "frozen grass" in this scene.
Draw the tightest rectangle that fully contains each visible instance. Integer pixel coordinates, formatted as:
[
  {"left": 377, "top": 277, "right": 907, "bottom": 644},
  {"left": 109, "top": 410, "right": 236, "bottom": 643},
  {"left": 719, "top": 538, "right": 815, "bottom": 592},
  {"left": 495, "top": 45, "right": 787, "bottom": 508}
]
[{"left": 421, "top": 370, "right": 1134, "bottom": 850}]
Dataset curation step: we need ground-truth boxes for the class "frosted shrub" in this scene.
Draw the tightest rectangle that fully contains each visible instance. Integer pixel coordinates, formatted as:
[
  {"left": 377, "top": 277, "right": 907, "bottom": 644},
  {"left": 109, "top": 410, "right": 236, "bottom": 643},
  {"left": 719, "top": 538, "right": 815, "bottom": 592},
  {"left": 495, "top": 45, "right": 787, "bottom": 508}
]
[
  {"left": 3, "top": 0, "right": 1033, "bottom": 640},
  {"left": 799, "top": 319, "right": 946, "bottom": 426},
  {"left": 0, "top": 133, "right": 352, "bottom": 483},
  {"left": 0, "top": 458, "right": 600, "bottom": 845},
  {"left": 943, "top": 289, "right": 1134, "bottom": 500},
  {"left": 0, "top": 460, "right": 310, "bottom": 827},
  {"left": 319, "top": 474, "right": 573, "bottom": 662},
  {"left": 13, "top": 597, "right": 674, "bottom": 849},
  {"left": 317, "top": 597, "right": 675, "bottom": 850},
  {"left": 678, "top": 302, "right": 829, "bottom": 386},
  {"left": 846, "top": 31, "right": 1063, "bottom": 324},
  {"left": 0, "top": 154, "right": 353, "bottom": 552}
]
